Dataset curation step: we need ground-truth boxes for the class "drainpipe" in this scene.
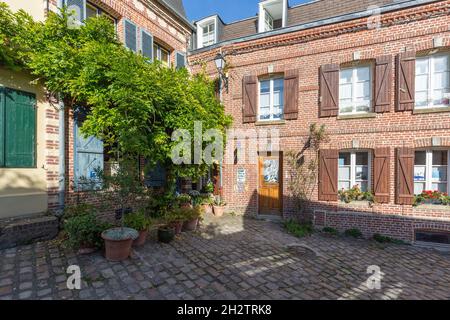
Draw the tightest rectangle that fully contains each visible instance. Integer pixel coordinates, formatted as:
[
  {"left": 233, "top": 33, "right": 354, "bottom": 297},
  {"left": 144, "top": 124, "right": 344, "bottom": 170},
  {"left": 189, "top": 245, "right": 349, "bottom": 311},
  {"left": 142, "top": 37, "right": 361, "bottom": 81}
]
[
  {"left": 58, "top": 98, "right": 65, "bottom": 212},
  {"left": 219, "top": 76, "right": 223, "bottom": 198}
]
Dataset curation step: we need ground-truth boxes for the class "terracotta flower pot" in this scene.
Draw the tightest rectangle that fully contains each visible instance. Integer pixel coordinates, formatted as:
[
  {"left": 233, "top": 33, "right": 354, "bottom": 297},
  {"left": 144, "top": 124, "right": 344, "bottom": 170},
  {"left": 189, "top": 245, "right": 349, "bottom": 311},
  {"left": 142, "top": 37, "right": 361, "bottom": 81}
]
[
  {"left": 201, "top": 204, "right": 213, "bottom": 214},
  {"left": 133, "top": 230, "right": 149, "bottom": 247},
  {"left": 213, "top": 205, "right": 225, "bottom": 217},
  {"left": 102, "top": 228, "right": 139, "bottom": 262},
  {"left": 170, "top": 221, "right": 183, "bottom": 235},
  {"left": 183, "top": 218, "right": 199, "bottom": 232},
  {"left": 158, "top": 227, "right": 175, "bottom": 243}
]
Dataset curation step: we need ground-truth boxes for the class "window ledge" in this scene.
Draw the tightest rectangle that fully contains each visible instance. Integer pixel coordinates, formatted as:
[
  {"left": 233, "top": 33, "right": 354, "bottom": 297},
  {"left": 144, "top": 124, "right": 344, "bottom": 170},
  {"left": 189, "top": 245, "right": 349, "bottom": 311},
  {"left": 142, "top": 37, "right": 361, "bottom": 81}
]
[
  {"left": 338, "top": 200, "right": 373, "bottom": 208},
  {"left": 337, "top": 113, "right": 377, "bottom": 120},
  {"left": 255, "top": 120, "right": 286, "bottom": 126},
  {"left": 413, "top": 106, "right": 450, "bottom": 114},
  {"left": 413, "top": 204, "right": 450, "bottom": 211}
]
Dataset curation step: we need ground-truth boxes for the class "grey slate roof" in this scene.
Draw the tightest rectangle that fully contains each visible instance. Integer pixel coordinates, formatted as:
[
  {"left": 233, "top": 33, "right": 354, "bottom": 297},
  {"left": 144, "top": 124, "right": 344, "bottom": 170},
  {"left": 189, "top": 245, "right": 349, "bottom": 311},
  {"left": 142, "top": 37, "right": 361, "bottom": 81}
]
[{"left": 157, "top": 0, "right": 193, "bottom": 29}]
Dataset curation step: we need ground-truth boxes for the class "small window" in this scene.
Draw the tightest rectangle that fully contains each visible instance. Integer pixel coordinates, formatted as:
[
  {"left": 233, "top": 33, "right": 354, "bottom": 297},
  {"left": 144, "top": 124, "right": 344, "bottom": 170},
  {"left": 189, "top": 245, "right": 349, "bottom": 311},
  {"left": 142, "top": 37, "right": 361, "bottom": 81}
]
[
  {"left": 202, "top": 22, "right": 215, "bottom": 47},
  {"left": 264, "top": 9, "right": 274, "bottom": 31},
  {"left": 415, "top": 53, "right": 450, "bottom": 109},
  {"left": 258, "top": 77, "right": 284, "bottom": 121},
  {"left": 414, "top": 150, "right": 449, "bottom": 194},
  {"left": 339, "top": 65, "right": 372, "bottom": 115},
  {"left": 153, "top": 43, "right": 170, "bottom": 67},
  {"left": 416, "top": 230, "right": 450, "bottom": 245},
  {"left": 338, "top": 151, "right": 371, "bottom": 192},
  {"left": 85, "top": 2, "right": 117, "bottom": 26}
]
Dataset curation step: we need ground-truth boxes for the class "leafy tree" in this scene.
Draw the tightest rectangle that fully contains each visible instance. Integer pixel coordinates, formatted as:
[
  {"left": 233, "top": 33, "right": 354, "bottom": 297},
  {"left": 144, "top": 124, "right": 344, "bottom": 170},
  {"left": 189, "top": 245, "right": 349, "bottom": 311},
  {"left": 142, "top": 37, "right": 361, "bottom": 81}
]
[{"left": 0, "top": 4, "right": 232, "bottom": 193}]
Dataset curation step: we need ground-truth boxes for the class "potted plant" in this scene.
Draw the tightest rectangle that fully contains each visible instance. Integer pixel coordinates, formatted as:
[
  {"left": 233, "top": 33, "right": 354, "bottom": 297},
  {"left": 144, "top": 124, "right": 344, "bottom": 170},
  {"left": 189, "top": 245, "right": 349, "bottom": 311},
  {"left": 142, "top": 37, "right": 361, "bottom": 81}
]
[
  {"left": 63, "top": 210, "right": 111, "bottom": 255},
  {"left": 199, "top": 194, "right": 214, "bottom": 214},
  {"left": 101, "top": 227, "right": 139, "bottom": 261},
  {"left": 123, "top": 209, "right": 152, "bottom": 247},
  {"left": 176, "top": 193, "right": 192, "bottom": 208},
  {"left": 165, "top": 209, "right": 185, "bottom": 235},
  {"left": 158, "top": 225, "right": 175, "bottom": 243},
  {"left": 212, "top": 196, "right": 226, "bottom": 217},
  {"left": 182, "top": 206, "right": 202, "bottom": 232}
]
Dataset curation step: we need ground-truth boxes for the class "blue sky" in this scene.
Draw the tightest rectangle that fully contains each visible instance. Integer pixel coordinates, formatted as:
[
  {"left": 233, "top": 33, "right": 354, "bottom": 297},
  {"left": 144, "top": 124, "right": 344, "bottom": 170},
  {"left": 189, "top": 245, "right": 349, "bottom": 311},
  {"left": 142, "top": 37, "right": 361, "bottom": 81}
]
[{"left": 183, "top": 0, "right": 310, "bottom": 23}]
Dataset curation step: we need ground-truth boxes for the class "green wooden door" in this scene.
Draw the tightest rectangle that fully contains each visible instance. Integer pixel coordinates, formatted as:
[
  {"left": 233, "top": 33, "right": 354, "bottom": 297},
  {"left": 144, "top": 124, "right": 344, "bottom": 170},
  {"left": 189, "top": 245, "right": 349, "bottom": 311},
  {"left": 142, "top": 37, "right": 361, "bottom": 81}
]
[
  {"left": 4, "top": 88, "right": 36, "bottom": 167},
  {"left": 0, "top": 87, "right": 4, "bottom": 167}
]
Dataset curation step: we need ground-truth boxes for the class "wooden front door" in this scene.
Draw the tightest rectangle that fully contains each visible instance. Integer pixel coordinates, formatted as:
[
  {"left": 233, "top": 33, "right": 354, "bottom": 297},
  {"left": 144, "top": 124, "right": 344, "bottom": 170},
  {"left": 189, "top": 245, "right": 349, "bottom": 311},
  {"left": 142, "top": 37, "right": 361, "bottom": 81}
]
[{"left": 258, "top": 154, "right": 282, "bottom": 215}]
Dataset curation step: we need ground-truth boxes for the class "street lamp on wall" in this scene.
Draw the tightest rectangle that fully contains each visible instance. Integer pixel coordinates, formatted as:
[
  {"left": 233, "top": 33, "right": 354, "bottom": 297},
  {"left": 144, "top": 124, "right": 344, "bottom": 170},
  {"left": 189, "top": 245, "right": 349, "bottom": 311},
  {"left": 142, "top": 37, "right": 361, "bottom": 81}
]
[{"left": 214, "top": 53, "right": 229, "bottom": 93}]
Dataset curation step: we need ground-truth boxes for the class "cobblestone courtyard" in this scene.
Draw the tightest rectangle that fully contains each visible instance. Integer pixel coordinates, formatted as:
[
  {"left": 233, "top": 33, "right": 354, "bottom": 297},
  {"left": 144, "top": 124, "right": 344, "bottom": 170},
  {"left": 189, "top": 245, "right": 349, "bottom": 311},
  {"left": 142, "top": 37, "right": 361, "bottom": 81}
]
[{"left": 0, "top": 214, "right": 449, "bottom": 300}]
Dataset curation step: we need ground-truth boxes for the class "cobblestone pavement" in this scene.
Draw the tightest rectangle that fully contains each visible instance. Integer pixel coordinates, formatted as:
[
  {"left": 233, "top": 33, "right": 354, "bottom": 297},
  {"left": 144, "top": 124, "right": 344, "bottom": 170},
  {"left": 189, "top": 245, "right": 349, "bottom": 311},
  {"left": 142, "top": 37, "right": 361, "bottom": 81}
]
[{"left": 0, "top": 214, "right": 449, "bottom": 300}]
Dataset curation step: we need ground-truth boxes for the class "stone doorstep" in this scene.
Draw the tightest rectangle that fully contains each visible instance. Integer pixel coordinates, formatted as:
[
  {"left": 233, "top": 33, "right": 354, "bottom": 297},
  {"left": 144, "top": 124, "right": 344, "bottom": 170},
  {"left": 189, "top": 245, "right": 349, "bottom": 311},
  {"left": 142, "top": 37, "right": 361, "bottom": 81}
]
[{"left": 0, "top": 214, "right": 59, "bottom": 250}]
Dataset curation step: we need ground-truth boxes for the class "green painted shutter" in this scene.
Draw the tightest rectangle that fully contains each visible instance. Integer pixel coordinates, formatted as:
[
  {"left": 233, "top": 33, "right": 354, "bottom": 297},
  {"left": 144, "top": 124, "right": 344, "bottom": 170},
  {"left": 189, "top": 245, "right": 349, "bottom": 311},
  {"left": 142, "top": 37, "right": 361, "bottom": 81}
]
[
  {"left": 176, "top": 52, "right": 186, "bottom": 70},
  {"left": 4, "top": 88, "right": 36, "bottom": 168},
  {"left": 0, "top": 87, "right": 4, "bottom": 167},
  {"left": 141, "top": 30, "right": 153, "bottom": 61}
]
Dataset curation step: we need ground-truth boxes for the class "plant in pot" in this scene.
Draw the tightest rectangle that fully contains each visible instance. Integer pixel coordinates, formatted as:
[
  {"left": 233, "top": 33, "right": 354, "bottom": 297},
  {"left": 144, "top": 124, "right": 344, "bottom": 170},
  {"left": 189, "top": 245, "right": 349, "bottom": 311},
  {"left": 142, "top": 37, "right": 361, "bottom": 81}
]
[
  {"left": 94, "top": 159, "right": 146, "bottom": 261},
  {"left": 157, "top": 224, "right": 176, "bottom": 243},
  {"left": 182, "top": 206, "right": 203, "bottom": 232},
  {"left": 123, "top": 209, "right": 152, "bottom": 247},
  {"left": 63, "top": 209, "right": 112, "bottom": 254},
  {"left": 212, "top": 196, "right": 226, "bottom": 217},
  {"left": 176, "top": 193, "right": 192, "bottom": 208},
  {"left": 199, "top": 194, "right": 214, "bottom": 214},
  {"left": 165, "top": 209, "right": 185, "bottom": 235}
]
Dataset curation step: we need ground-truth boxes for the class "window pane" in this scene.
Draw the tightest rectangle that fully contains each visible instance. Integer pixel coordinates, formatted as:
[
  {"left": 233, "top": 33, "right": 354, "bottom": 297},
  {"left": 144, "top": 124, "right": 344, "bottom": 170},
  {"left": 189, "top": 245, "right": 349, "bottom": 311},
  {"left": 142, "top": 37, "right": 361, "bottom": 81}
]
[
  {"left": 160, "top": 49, "right": 169, "bottom": 64},
  {"left": 273, "top": 90, "right": 283, "bottom": 107},
  {"left": 259, "top": 107, "right": 270, "bottom": 120},
  {"left": 414, "top": 166, "right": 426, "bottom": 181},
  {"left": 355, "top": 166, "right": 368, "bottom": 180},
  {"left": 339, "top": 181, "right": 351, "bottom": 191},
  {"left": 339, "top": 167, "right": 350, "bottom": 180},
  {"left": 432, "top": 183, "right": 447, "bottom": 193},
  {"left": 339, "top": 153, "right": 350, "bottom": 166},
  {"left": 415, "top": 151, "right": 426, "bottom": 165},
  {"left": 260, "top": 92, "right": 270, "bottom": 108},
  {"left": 356, "top": 152, "right": 368, "bottom": 165},
  {"left": 414, "top": 182, "right": 425, "bottom": 195},
  {"left": 415, "top": 91, "right": 428, "bottom": 107},
  {"left": 356, "top": 67, "right": 370, "bottom": 82},
  {"left": 86, "top": 4, "right": 97, "bottom": 19},
  {"left": 153, "top": 44, "right": 158, "bottom": 60},
  {"left": 433, "top": 55, "right": 449, "bottom": 73},
  {"left": 416, "top": 58, "right": 429, "bottom": 75},
  {"left": 355, "top": 102, "right": 370, "bottom": 113},
  {"left": 432, "top": 166, "right": 447, "bottom": 181},
  {"left": 416, "top": 74, "right": 429, "bottom": 91},
  {"left": 433, "top": 72, "right": 449, "bottom": 89},
  {"left": 359, "top": 181, "right": 369, "bottom": 192},
  {"left": 260, "top": 80, "right": 270, "bottom": 93},
  {"left": 273, "top": 78, "right": 283, "bottom": 91},
  {"left": 339, "top": 83, "right": 352, "bottom": 99},
  {"left": 354, "top": 81, "right": 370, "bottom": 99},
  {"left": 340, "top": 69, "right": 352, "bottom": 84},
  {"left": 432, "top": 150, "right": 448, "bottom": 165}
]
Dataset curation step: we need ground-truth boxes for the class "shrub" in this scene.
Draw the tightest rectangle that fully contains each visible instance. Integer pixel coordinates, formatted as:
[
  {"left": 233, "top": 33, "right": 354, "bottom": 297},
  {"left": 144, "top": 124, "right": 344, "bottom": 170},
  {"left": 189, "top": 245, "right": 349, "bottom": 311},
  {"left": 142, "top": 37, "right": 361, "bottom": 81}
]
[
  {"left": 166, "top": 206, "right": 202, "bottom": 223},
  {"left": 64, "top": 213, "right": 112, "bottom": 249},
  {"left": 63, "top": 204, "right": 97, "bottom": 219},
  {"left": 202, "top": 181, "right": 214, "bottom": 194},
  {"left": 373, "top": 233, "right": 406, "bottom": 245},
  {"left": 284, "top": 220, "right": 313, "bottom": 238},
  {"left": 123, "top": 209, "right": 152, "bottom": 231},
  {"left": 344, "top": 228, "right": 363, "bottom": 238},
  {"left": 322, "top": 227, "right": 339, "bottom": 236}
]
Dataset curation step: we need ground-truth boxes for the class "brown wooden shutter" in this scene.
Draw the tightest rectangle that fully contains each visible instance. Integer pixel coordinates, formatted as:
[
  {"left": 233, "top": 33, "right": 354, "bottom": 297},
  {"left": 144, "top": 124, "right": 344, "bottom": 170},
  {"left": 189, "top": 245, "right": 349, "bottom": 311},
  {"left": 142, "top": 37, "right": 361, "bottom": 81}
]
[
  {"left": 242, "top": 75, "right": 257, "bottom": 123},
  {"left": 318, "top": 149, "right": 338, "bottom": 201},
  {"left": 319, "top": 64, "right": 339, "bottom": 117},
  {"left": 374, "top": 55, "right": 392, "bottom": 113},
  {"left": 396, "top": 51, "right": 416, "bottom": 111},
  {"left": 373, "top": 147, "right": 391, "bottom": 203},
  {"left": 396, "top": 148, "right": 415, "bottom": 205},
  {"left": 284, "top": 69, "right": 299, "bottom": 120}
]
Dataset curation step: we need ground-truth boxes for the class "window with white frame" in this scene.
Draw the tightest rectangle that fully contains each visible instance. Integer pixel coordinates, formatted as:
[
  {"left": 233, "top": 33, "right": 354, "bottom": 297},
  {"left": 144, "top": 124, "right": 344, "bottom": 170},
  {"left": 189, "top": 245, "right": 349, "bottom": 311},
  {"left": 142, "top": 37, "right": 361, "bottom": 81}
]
[
  {"left": 202, "top": 22, "right": 215, "bottom": 47},
  {"left": 259, "top": 77, "right": 284, "bottom": 121},
  {"left": 264, "top": 9, "right": 274, "bottom": 31},
  {"left": 85, "top": 1, "right": 116, "bottom": 26},
  {"left": 153, "top": 43, "right": 170, "bottom": 67},
  {"left": 414, "top": 150, "right": 449, "bottom": 194},
  {"left": 339, "top": 65, "right": 372, "bottom": 115},
  {"left": 415, "top": 53, "right": 450, "bottom": 109},
  {"left": 339, "top": 151, "right": 371, "bottom": 192}
]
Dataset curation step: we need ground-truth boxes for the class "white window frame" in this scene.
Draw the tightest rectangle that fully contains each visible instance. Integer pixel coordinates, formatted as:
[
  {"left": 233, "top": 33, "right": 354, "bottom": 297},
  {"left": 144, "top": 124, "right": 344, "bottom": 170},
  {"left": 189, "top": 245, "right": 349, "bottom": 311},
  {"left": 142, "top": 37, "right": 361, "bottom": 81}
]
[
  {"left": 153, "top": 43, "right": 170, "bottom": 67},
  {"left": 202, "top": 22, "right": 215, "bottom": 47},
  {"left": 264, "top": 9, "right": 274, "bottom": 31},
  {"left": 338, "top": 151, "right": 372, "bottom": 192},
  {"left": 258, "top": 0, "right": 288, "bottom": 33},
  {"left": 339, "top": 64, "right": 373, "bottom": 115},
  {"left": 258, "top": 77, "right": 284, "bottom": 121},
  {"left": 415, "top": 53, "right": 450, "bottom": 110},
  {"left": 196, "top": 16, "right": 218, "bottom": 49},
  {"left": 414, "top": 149, "right": 450, "bottom": 194}
]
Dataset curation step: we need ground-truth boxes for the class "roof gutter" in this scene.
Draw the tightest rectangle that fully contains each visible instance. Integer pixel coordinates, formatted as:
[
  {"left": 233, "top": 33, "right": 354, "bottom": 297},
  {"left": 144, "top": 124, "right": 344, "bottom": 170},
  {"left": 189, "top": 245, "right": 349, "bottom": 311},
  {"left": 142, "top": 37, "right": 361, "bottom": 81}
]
[{"left": 189, "top": 0, "right": 443, "bottom": 55}]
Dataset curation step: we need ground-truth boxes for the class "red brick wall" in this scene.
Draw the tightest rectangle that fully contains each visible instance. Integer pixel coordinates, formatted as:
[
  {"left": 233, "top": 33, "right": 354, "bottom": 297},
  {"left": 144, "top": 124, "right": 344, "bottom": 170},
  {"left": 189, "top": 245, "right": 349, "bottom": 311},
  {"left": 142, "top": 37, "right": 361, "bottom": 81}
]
[{"left": 189, "top": 0, "right": 450, "bottom": 242}]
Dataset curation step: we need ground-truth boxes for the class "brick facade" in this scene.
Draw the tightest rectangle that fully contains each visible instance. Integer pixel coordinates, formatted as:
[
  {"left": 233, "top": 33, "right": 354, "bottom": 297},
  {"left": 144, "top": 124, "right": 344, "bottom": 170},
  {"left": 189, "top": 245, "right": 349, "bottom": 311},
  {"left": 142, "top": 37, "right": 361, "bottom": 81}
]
[{"left": 189, "top": 0, "right": 450, "bottom": 242}]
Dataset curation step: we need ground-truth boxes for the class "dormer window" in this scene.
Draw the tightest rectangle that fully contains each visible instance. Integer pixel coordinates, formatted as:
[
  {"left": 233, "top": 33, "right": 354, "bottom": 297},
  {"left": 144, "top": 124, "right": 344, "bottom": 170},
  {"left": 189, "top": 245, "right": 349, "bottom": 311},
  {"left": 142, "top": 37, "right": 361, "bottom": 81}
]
[
  {"left": 202, "top": 22, "right": 215, "bottom": 47},
  {"left": 258, "top": 0, "right": 287, "bottom": 33},
  {"left": 196, "top": 16, "right": 219, "bottom": 49}
]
